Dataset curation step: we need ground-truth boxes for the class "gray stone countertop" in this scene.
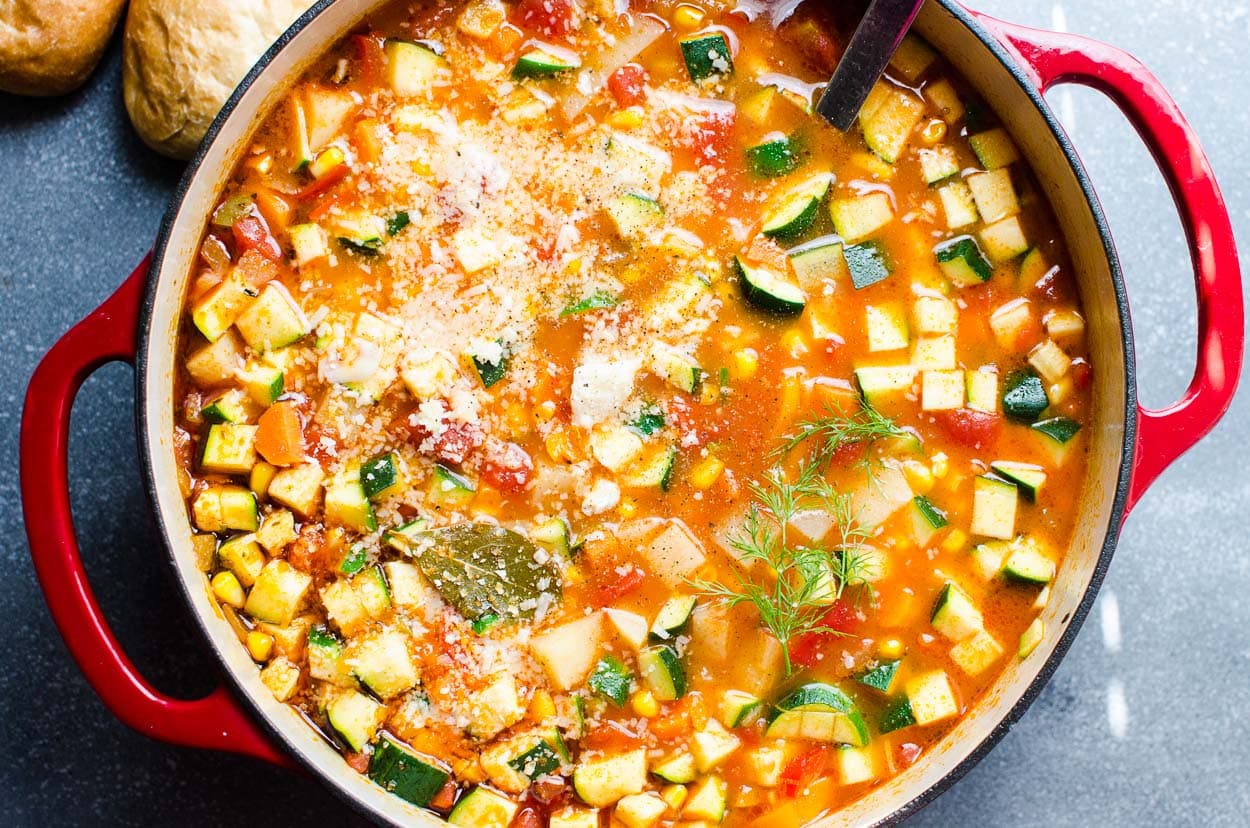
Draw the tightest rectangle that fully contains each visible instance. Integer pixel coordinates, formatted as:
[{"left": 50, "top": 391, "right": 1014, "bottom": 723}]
[{"left": 1, "top": 1, "right": 1246, "bottom": 825}]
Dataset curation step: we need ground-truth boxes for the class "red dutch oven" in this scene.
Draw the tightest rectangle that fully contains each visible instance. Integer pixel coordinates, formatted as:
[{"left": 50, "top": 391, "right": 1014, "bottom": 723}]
[{"left": 20, "top": 1, "right": 1244, "bottom": 824}]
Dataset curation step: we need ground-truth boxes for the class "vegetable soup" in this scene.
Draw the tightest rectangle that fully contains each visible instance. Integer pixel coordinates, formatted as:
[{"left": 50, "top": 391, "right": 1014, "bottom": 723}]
[{"left": 175, "top": 1, "right": 1092, "bottom": 825}]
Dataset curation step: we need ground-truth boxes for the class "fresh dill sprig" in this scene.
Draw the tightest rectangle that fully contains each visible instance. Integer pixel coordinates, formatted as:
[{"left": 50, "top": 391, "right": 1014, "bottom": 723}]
[
  {"left": 772, "top": 403, "right": 907, "bottom": 470},
  {"left": 689, "top": 463, "right": 876, "bottom": 675}
]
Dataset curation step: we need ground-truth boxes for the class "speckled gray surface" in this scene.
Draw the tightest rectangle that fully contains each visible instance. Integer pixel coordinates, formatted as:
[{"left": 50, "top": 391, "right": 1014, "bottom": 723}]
[{"left": 2, "top": 2, "right": 1247, "bottom": 825}]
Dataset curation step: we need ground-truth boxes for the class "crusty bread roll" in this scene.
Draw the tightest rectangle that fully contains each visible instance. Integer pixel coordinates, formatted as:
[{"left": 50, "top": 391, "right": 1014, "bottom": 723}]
[
  {"left": 122, "top": 0, "right": 316, "bottom": 159},
  {"left": 0, "top": 0, "right": 126, "bottom": 96}
]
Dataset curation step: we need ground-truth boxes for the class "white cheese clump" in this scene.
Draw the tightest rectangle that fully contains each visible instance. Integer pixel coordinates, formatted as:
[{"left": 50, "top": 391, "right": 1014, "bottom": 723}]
[
  {"left": 570, "top": 357, "right": 640, "bottom": 428},
  {"left": 582, "top": 479, "right": 621, "bottom": 515}
]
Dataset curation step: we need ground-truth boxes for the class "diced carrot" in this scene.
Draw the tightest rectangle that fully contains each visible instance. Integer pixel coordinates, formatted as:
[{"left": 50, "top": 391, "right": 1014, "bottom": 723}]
[
  {"left": 296, "top": 163, "right": 348, "bottom": 200},
  {"left": 255, "top": 188, "right": 294, "bottom": 232},
  {"left": 353, "top": 118, "right": 383, "bottom": 164},
  {"left": 255, "top": 401, "right": 305, "bottom": 466}
]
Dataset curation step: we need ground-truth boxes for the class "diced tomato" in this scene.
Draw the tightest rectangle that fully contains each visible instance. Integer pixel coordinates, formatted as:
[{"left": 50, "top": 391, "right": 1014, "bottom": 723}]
[
  {"left": 255, "top": 401, "right": 305, "bottom": 466},
  {"left": 684, "top": 110, "right": 737, "bottom": 167},
  {"left": 427, "top": 780, "right": 457, "bottom": 813},
  {"left": 1009, "top": 314, "right": 1044, "bottom": 354},
  {"left": 345, "top": 752, "right": 369, "bottom": 773},
  {"left": 787, "top": 599, "right": 860, "bottom": 668},
  {"left": 351, "top": 34, "right": 385, "bottom": 85},
  {"left": 607, "top": 64, "right": 648, "bottom": 108},
  {"left": 231, "top": 215, "right": 282, "bottom": 261},
  {"left": 779, "top": 746, "right": 831, "bottom": 798},
  {"left": 515, "top": 0, "right": 575, "bottom": 37},
  {"left": 934, "top": 407, "right": 1003, "bottom": 449},
  {"left": 779, "top": 16, "right": 841, "bottom": 74},
  {"left": 296, "top": 163, "right": 348, "bottom": 200},
  {"left": 510, "top": 806, "right": 543, "bottom": 828},
  {"left": 896, "top": 742, "right": 923, "bottom": 768},
  {"left": 591, "top": 566, "right": 646, "bottom": 606},
  {"left": 286, "top": 524, "right": 326, "bottom": 574},
  {"left": 1071, "top": 357, "right": 1093, "bottom": 389},
  {"left": 353, "top": 117, "right": 383, "bottom": 164},
  {"left": 481, "top": 442, "right": 534, "bottom": 493}
]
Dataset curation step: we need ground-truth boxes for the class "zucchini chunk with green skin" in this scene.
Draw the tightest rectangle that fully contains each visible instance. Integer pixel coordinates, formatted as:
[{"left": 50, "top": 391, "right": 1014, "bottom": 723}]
[
  {"left": 878, "top": 696, "right": 916, "bottom": 733},
  {"left": 856, "top": 659, "right": 902, "bottom": 693},
  {"left": 761, "top": 173, "right": 833, "bottom": 240},
  {"left": 234, "top": 283, "right": 308, "bottom": 352},
  {"left": 508, "top": 729, "right": 569, "bottom": 779},
  {"left": 200, "top": 423, "right": 258, "bottom": 475},
  {"left": 588, "top": 654, "right": 633, "bottom": 706},
  {"left": 560, "top": 290, "right": 620, "bottom": 317},
  {"left": 683, "top": 776, "right": 729, "bottom": 821},
  {"left": 908, "top": 495, "right": 949, "bottom": 546},
  {"left": 471, "top": 340, "right": 510, "bottom": 387},
  {"left": 361, "top": 451, "right": 404, "bottom": 500},
  {"left": 766, "top": 683, "right": 869, "bottom": 746},
  {"left": 606, "top": 192, "right": 663, "bottom": 239},
  {"left": 237, "top": 362, "right": 285, "bottom": 407},
  {"left": 1019, "top": 617, "right": 1046, "bottom": 658},
  {"left": 201, "top": 389, "right": 258, "bottom": 425},
  {"left": 512, "top": 45, "right": 581, "bottom": 79},
  {"left": 935, "top": 235, "right": 993, "bottom": 287},
  {"left": 680, "top": 32, "right": 733, "bottom": 81},
  {"left": 746, "top": 134, "right": 801, "bottom": 177},
  {"left": 844, "top": 241, "right": 891, "bottom": 289},
  {"left": 639, "top": 644, "right": 686, "bottom": 701},
  {"left": 324, "top": 475, "right": 377, "bottom": 532},
  {"left": 972, "top": 474, "right": 1018, "bottom": 539},
  {"left": 1031, "top": 416, "right": 1082, "bottom": 465},
  {"left": 573, "top": 749, "right": 648, "bottom": 807},
  {"left": 649, "top": 595, "right": 697, "bottom": 641},
  {"left": 448, "top": 786, "right": 518, "bottom": 827},
  {"left": 691, "top": 720, "right": 741, "bottom": 772},
  {"left": 623, "top": 444, "right": 678, "bottom": 490},
  {"left": 346, "top": 627, "right": 417, "bottom": 699},
  {"left": 384, "top": 39, "right": 447, "bottom": 97},
  {"left": 718, "top": 689, "right": 763, "bottom": 727},
  {"left": 854, "top": 365, "right": 916, "bottom": 408},
  {"left": 191, "top": 273, "right": 256, "bottom": 343},
  {"left": 917, "top": 145, "right": 960, "bottom": 185},
  {"left": 930, "top": 581, "right": 983, "bottom": 641},
  {"left": 788, "top": 235, "right": 847, "bottom": 288},
  {"left": 652, "top": 751, "right": 697, "bottom": 783},
  {"left": 217, "top": 533, "right": 265, "bottom": 587},
  {"left": 245, "top": 560, "right": 312, "bottom": 626},
  {"left": 307, "top": 626, "right": 354, "bottom": 687},
  {"left": 733, "top": 256, "right": 807, "bottom": 315},
  {"left": 368, "top": 734, "right": 450, "bottom": 806},
  {"left": 627, "top": 404, "right": 665, "bottom": 437},
  {"left": 649, "top": 344, "right": 701, "bottom": 394},
  {"left": 326, "top": 689, "right": 386, "bottom": 752},
  {"left": 1002, "top": 542, "right": 1056, "bottom": 585},
  {"left": 1002, "top": 371, "right": 1050, "bottom": 422},
  {"left": 192, "top": 485, "right": 259, "bottom": 533},
  {"left": 990, "top": 460, "right": 1047, "bottom": 501},
  {"left": 904, "top": 670, "right": 960, "bottom": 725},
  {"left": 860, "top": 83, "right": 925, "bottom": 163},
  {"left": 427, "top": 463, "right": 476, "bottom": 507}
]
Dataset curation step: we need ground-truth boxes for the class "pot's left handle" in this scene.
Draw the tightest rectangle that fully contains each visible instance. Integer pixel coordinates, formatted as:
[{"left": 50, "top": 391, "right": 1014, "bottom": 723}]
[{"left": 20, "top": 258, "right": 290, "bottom": 767}]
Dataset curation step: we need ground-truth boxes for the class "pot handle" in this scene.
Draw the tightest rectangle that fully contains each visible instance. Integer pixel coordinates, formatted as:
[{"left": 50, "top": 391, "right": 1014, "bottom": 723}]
[
  {"left": 975, "top": 13, "right": 1245, "bottom": 516},
  {"left": 20, "top": 258, "right": 290, "bottom": 767}
]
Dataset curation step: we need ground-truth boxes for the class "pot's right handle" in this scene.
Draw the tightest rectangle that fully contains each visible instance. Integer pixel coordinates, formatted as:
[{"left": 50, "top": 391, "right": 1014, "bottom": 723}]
[
  {"left": 975, "top": 13, "right": 1244, "bottom": 517},
  {"left": 20, "top": 259, "right": 290, "bottom": 767}
]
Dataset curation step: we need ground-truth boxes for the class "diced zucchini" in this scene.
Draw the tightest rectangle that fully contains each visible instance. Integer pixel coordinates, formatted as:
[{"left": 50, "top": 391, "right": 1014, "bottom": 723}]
[
  {"left": 971, "top": 475, "right": 1018, "bottom": 539},
  {"left": 859, "top": 83, "right": 924, "bottom": 163},
  {"left": 368, "top": 733, "right": 450, "bottom": 806},
  {"left": 935, "top": 235, "right": 992, "bottom": 287},
  {"left": 921, "top": 369, "right": 965, "bottom": 411},
  {"left": 980, "top": 215, "right": 1030, "bottom": 263},
  {"left": 734, "top": 256, "right": 806, "bottom": 315},
  {"left": 854, "top": 365, "right": 916, "bottom": 407},
  {"left": 529, "top": 613, "right": 604, "bottom": 690},
  {"left": 1002, "top": 541, "right": 1056, "bottom": 585},
  {"left": 761, "top": 173, "right": 832, "bottom": 240},
  {"left": 185, "top": 329, "right": 246, "bottom": 388},
  {"left": 326, "top": 689, "right": 386, "bottom": 752},
  {"left": 746, "top": 133, "right": 801, "bottom": 177},
  {"left": 590, "top": 425, "right": 644, "bottom": 473},
  {"left": 588, "top": 654, "right": 633, "bottom": 706},
  {"left": 1019, "top": 617, "right": 1046, "bottom": 658},
  {"left": 324, "top": 474, "right": 376, "bottom": 532},
  {"left": 990, "top": 460, "right": 1046, "bottom": 501},
  {"left": 925, "top": 78, "right": 965, "bottom": 125},
  {"left": 950, "top": 629, "right": 1004, "bottom": 676},
  {"left": 616, "top": 793, "right": 668, "bottom": 828},
  {"left": 217, "top": 533, "right": 265, "bottom": 587},
  {"left": 192, "top": 484, "right": 259, "bottom": 533},
  {"left": 383, "top": 560, "right": 433, "bottom": 610},
  {"left": 918, "top": 145, "right": 960, "bottom": 185},
  {"left": 512, "top": 45, "right": 581, "bottom": 79},
  {"left": 639, "top": 645, "right": 685, "bottom": 702},
  {"left": 452, "top": 226, "right": 504, "bottom": 273},
  {"left": 856, "top": 659, "right": 902, "bottom": 694},
  {"left": 938, "top": 180, "right": 979, "bottom": 229},
  {"left": 718, "top": 689, "right": 762, "bottom": 728},
  {"left": 1002, "top": 371, "right": 1049, "bottom": 423},
  {"left": 307, "top": 145, "right": 346, "bottom": 180},
  {"left": 930, "top": 581, "right": 983, "bottom": 641},
  {"left": 835, "top": 745, "right": 878, "bottom": 785},
  {"left": 467, "top": 672, "right": 525, "bottom": 739},
  {"left": 361, "top": 451, "right": 405, "bottom": 500},
  {"left": 787, "top": 235, "right": 847, "bottom": 290},
  {"left": 507, "top": 729, "right": 569, "bottom": 779},
  {"left": 680, "top": 33, "right": 733, "bottom": 82},
  {"left": 651, "top": 751, "right": 696, "bottom": 784},
  {"left": 907, "top": 495, "right": 948, "bottom": 546},
  {"left": 844, "top": 241, "right": 892, "bottom": 289},
  {"left": 573, "top": 749, "right": 648, "bottom": 807},
  {"left": 267, "top": 463, "right": 325, "bottom": 518},
  {"left": 234, "top": 283, "right": 307, "bottom": 352},
  {"left": 1028, "top": 338, "right": 1072, "bottom": 385},
  {"left": 966, "top": 368, "right": 999, "bottom": 413},
  {"left": 385, "top": 39, "right": 447, "bottom": 97},
  {"left": 606, "top": 192, "right": 664, "bottom": 240},
  {"left": 966, "top": 168, "right": 1018, "bottom": 223},
  {"left": 903, "top": 670, "right": 959, "bottom": 725},
  {"left": 889, "top": 34, "right": 937, "bottom": 82},
  {"left": 1045, "top": 308, "right": 1086, "bottom": 345},
  {"left": 550, "top": 808, "right": 600, "bottom": 828},
  {"left": 307, "top": 625, "right": 354, "bottom": 686},
  {"left": 1031, "top": 416, "right": 1081, "bottom": 465},
  {"left": 830, "top": 192, "right": 894, "bottom": 243},
  {"left": 865, "top": 302, "right": 909, "bottom": 352},
  {"left": 289, "top": 222, "right": 328, "bottom": 266},
  {"left": 911, "top": 333, "right": 956, "bottom": 370},
  {"left": 244, "top": 560, "right": 312, "bottom": 626},
  {"left": 237, "top": 361, "right": 285, "bottom": 406},
  {"left": 352, "top": 565, "right": 391, "bottom": 618},
  {"left": 682, "top": 776, "right": 728, "bottom": 821},
  {"left": 622, "top": 445, "right": 678, "bottom": 491},
  {"left": 427, "top": 463, "right": 475, "bottom": 508},
  {"left": 200, "top": 423, "right": 258, "bottom": 475},
  {"left": 878, "top": 696, "right": 917, "bottom": 733},
  {"left": 201, "top": 388, "right": 258, "bottom": 424},
  {"left": 969, "top": 127, "right": 1020, "bottom": 169},
  {"left": 191, "top": 273, "right": 256, "bottom": 343},
  {"left": 448, "top": 786, "right": 518, "bottom": 828},
  {"left": 256, "top": 509, "right": 296, "bottom": 552},
  {"left": 469, "top": 338, "right": 510, "bottom": 387},
  {"left": 766, "top": 683, "right": 869, "bottom": 746},
  {"left": 346, "top": 627, "right": 417, "bottom": 699},
  {"left": 649, "top": 343, "right": 701, "bottom": 394},
  {"left": 650, "top": 595, "right": 697, "bottom": 642},
  {"left": 970, "top": 540, "right": 1009, "bottom": 581}
]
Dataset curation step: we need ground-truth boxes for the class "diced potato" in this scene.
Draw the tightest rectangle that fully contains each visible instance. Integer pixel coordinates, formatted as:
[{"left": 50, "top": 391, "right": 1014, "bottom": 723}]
[{"left": 1028, "top": 338, "right": 1072, "bottom": 384}]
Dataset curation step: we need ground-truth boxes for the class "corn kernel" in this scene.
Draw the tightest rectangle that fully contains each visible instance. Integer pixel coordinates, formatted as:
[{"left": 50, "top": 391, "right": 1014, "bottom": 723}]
[
  {"left": 530, "top": 689, "right": 557, "bottom": 720},
  {"left": 699, "top": 382, "right": 720, "bottom": 406},
  {"left": 673, "top": 4, "right": 706, "bottom": 29},
  {"left": 780, "top": 328, "right": 809, "bottom": 357},
  {"left": 503, "top": 402, "right": 529, "bottom": 438},
  {"left": 247, "top": 630, "right": 275, "bottom": 662},
  {"left": 534, "top": 399, "right": 558, "bottom": 425},
  {"left": 606, "top": 107, "right": 645, "bottom": 129},
  {"left": 618, "top": 497, "right": 638, "bottom": 519},
  {"left": 902, "top": 459, "right": 935, "bottom": 495},
  {"left": 930, "top": 451, "right": 950, "bottom": 479},
  {"left": 545, "top": 429, "right": 578, "bottom": 463},
  {"left": 453, "top": 756, "right": 486, "bottom": 784},
  {"left": 920, "top": 118, "right": 947, "bottom": 144},
  {"left": 879, "top": 638, "right": 905, "bottom": 659},
  {"left": 211, "top": 571, "right": 245, "bottom": 609},
  {"left": 730, "top": 348, "right": 759, "bottom": 380},
  {"left": 689, "top": 456, "right": 725, "bottom": 490},
  {"left": 661, "top": 784, "right": 688, "bottom": 811},
  {"left": 250, "top": 461, "right": 277, "bottom": 499},
  {"left": 940, "top": 529, "right": 968, "bottom": 554},
  {"left": 1047, "top": 376, "right": 1074, "bottom": 406},
  {"left": 631, "top": 689, "right": 660, "bottom": 718}
]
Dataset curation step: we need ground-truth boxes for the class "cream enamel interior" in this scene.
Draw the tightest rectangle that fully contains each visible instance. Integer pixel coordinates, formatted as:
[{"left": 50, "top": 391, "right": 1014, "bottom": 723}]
[{"left": 138, "top": 2, "right": 1132, "bottom": 825}]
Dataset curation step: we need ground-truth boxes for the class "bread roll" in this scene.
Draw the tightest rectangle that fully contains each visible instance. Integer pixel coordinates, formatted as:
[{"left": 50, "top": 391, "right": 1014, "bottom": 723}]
[
  {"left": 122, "top": 0, "right": 316, "bottom": 159},
  {"left": 0, "top": 0, "right": 126, "bottom": 95}
]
